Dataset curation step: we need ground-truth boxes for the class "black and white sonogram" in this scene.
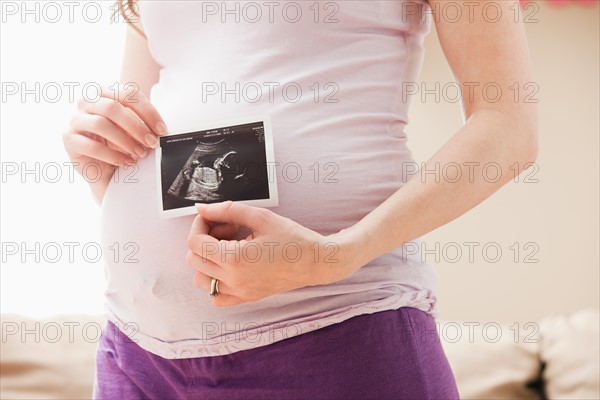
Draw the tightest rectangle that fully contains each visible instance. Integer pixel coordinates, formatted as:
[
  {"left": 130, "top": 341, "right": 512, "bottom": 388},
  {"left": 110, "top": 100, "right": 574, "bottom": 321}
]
[{"left": 156, "top": 117, "right": 278, "bottom": 218}]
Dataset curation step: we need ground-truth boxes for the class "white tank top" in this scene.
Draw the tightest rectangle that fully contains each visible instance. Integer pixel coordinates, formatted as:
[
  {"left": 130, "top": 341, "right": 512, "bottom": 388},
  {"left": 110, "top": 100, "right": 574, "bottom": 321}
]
[{"left": 101, "top": 0, "right": 436, "bottom": 359}]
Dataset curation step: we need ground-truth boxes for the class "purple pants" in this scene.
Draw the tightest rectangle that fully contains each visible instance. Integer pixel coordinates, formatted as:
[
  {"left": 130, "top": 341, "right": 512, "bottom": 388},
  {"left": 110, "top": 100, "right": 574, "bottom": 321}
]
[{"left": 94, "top": 307, "right": 459, "bottom": 399}]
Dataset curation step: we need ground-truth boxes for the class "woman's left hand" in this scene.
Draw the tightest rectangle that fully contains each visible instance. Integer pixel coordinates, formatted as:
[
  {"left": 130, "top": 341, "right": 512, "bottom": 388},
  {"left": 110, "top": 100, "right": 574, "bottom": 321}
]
[{"left": 186, "top": 201, "right": 358, "bottom": 306}]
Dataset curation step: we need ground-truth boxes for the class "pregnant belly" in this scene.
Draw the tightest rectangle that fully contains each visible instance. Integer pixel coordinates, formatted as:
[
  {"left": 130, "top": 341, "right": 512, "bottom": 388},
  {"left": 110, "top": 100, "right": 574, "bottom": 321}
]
[{"left": 99, "top": 124, "right": 414, "bottom": 340}]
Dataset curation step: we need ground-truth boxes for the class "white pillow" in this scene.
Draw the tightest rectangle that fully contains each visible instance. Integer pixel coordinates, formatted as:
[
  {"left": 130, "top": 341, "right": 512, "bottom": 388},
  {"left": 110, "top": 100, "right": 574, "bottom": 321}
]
[
  {"left": 539, "top": 309, "right": 600, "bottom": 399},
  {"left": 0, "top": 314, "right": 105, "bottom": 400},
  {"left": 439, "top": 319, "right": 542, "bottom": 399}
]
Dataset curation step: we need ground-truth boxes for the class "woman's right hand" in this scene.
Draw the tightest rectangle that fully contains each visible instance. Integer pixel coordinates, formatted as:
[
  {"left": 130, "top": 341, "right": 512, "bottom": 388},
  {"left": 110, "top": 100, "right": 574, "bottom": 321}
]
[{"left": 62, "top": 84, "right": 167, "bottom": 197}]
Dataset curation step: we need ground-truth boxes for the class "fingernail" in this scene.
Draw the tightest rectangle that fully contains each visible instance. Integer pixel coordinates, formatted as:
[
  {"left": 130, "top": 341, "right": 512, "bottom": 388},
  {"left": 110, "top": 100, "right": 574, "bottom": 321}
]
[
  {"left": 134, "top": 145, "right": 147, "bottom": 158},
  {"left": 156, "top": 121, "right": 168, "bottom": 136},
  {"left": 145, "top": 134, "right": 158, "bottom": 148},
  {"left": 124, "top": 158, "right": 136, "bottom": 167}
]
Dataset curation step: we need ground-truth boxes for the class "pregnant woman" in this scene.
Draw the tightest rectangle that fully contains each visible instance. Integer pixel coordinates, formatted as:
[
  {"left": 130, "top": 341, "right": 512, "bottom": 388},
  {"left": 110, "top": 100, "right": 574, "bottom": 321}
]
[{"left": 63, "top": 0, "right": 538, "bottom": 398}]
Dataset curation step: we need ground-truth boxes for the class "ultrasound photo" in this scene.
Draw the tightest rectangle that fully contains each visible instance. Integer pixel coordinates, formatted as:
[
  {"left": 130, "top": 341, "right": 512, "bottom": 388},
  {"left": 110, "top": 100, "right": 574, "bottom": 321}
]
[{"left": 156, "top": 117, "right": 278, "bottom": 218}]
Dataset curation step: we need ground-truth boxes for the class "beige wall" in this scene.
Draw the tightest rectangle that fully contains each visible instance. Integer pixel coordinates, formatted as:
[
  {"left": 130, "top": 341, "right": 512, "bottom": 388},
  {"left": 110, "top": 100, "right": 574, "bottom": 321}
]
[{"left": 409, "top": 3, "right": 599, "bottom": 323}]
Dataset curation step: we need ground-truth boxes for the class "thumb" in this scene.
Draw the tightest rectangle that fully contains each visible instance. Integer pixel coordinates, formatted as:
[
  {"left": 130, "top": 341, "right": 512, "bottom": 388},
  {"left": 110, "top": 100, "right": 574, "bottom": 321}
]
[{"left": 195, "top": 201, "right": 268, "bottom": 232}]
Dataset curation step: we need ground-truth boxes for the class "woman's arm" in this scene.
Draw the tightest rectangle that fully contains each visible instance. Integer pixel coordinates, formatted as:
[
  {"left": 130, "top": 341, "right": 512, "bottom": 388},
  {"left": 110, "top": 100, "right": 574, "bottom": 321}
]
[
  {"left": 63, "top": 22, "right": 165, "bottom": 205},
  {"left": 333, "top": 0, "right": 539, "bottom": 268},
  {"left": 88, "top": 24, "right": 162, "bottom": 202},
  {"left": 91, "top": 26, "right": 163, "bottom": 202},
  {"left": 186, "top": 0, "right": 539, "bottom": 306},
  {"left": 120, "top": 22, "right": 161, "bottom": 98}
]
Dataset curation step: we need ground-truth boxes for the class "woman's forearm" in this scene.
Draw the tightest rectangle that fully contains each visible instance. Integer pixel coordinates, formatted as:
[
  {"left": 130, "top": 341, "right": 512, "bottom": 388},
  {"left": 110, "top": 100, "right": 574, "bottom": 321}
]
[{"left": 332, "top": 107, "right": 538, "bottom": 272}]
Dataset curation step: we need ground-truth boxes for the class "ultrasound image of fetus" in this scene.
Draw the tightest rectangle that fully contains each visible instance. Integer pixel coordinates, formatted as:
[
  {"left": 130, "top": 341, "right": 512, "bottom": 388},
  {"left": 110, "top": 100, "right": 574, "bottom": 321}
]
[{"left": 167, "top": 140, "right": 247, "bottom": 202}]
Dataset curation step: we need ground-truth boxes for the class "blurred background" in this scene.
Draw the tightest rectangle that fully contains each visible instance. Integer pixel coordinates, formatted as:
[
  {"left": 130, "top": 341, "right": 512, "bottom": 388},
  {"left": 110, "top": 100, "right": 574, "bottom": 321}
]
[
  {"left": 413, "top": 1, "right": 599, "bottom": 324},
  {"left": 1, "top": 0, "right": 598, "bottom": 399}
]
